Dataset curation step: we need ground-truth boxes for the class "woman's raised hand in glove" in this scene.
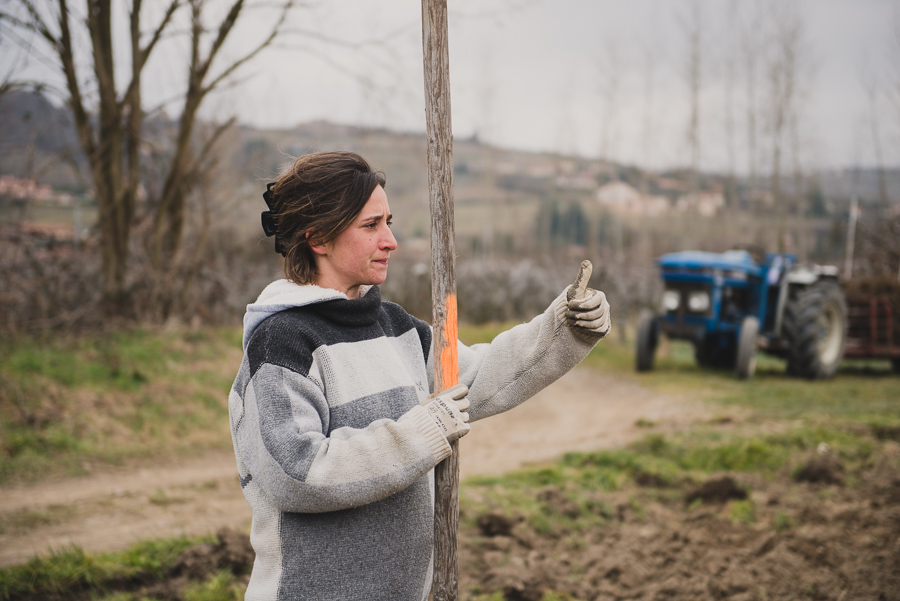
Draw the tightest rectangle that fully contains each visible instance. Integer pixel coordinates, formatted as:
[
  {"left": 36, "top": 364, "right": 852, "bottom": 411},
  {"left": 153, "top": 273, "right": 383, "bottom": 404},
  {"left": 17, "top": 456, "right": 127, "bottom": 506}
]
[{"left": 565, "top": 260, "right": 611, "bottom": 340}]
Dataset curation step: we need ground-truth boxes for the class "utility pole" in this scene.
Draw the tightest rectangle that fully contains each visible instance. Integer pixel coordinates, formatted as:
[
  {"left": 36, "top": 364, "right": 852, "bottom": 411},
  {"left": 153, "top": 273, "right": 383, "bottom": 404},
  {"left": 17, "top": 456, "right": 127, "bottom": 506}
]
[{"left": 421, "top": 1, "right": 460, "bottom": 599}]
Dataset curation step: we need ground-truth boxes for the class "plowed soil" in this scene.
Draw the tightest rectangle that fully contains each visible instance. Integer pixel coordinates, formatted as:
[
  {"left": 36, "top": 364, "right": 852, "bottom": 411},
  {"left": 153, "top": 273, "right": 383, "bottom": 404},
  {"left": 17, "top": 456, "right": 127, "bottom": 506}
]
[{"left": 459, "top": 447, "right": 900, "bottom": 601}]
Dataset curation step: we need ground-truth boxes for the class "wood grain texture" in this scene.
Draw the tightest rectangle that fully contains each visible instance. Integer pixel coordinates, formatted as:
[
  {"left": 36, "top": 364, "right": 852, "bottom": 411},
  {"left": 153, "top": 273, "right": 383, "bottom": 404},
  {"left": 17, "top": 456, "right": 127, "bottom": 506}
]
[{"left": 421, "top": 0, "right": 459, "bottom": 599}]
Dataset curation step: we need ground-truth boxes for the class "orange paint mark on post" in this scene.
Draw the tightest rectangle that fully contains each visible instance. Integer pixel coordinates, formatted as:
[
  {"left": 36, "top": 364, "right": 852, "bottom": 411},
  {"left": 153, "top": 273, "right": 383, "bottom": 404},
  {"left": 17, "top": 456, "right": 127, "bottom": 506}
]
[{"left": 440, "top": 293, "right": 459, "bottom": 389}]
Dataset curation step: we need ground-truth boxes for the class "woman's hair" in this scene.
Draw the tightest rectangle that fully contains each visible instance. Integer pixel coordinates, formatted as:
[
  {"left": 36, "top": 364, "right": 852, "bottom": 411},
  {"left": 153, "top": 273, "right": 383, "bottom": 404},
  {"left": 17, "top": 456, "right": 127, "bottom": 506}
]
[{"left": 269, "top": 151, "right": 386, "bottom": 284}]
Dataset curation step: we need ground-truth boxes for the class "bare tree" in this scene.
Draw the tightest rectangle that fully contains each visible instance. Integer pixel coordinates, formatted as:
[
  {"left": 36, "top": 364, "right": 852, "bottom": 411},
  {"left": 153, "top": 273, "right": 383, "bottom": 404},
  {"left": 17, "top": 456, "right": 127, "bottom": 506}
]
[
  {"left": 639, "top": 33, "right": 658, "bottom": 179},
  {"left": 740, "top": 0, "right": 765, "bottom": 190},
  {"left": 855, "top": 62, "right": 887, "bottom": 205},
  {"left": 555, "top": 73, "right": 578, "bottom": 157},
  {"left": 678, "top": 0, "right": 703, "bottom": 186},
  {"left": 475, "top": 45, "right": 497, "bottom": 260},
  {"left": 723, "top": 0, "right": 739, "bottom": 182},
  {"left": 1, "top": 0, "right": 294, "bottom": 311},
  {"left": 0, "top": 16, "right": 22, "bottom": 98},
  {"left": 596, "top": 40, "right": 621, "bottom": 163},
  {"left": 764, "top": 1, "right": 808, "bottom": 217}
]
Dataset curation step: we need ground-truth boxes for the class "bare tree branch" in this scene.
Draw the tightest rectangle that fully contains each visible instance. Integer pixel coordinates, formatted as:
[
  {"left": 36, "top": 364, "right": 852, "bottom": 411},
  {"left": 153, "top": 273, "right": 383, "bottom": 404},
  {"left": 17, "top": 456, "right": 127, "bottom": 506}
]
[
  {"left": 117, "top": 0, "right": 183, "bottom": 113},
  {"left": 677, "top": 0, "right": 703, "bottom": 182},
  {"left": 15, "top": 0, "right": 57, "bottom": 45},
  {"left": 202, "top": 0, "right": 295, "bottom": 95},
  {"left": 55, "top": 0, "right": 96, "bottom": 159},
  {"left": 596, "top": 41, "right": 621, "bottom": 163},
  {"left": 184, "top": 116, "right": 238, "bottom": 184}
]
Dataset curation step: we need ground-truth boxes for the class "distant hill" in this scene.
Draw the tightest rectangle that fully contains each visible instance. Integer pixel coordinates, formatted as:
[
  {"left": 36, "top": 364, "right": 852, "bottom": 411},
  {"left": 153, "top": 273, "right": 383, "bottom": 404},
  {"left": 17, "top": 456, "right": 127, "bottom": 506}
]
[
  {"left": 0, "top": 90, "right": 82, "bottom": 189},
  {"left": 2, "top": 89, "right": 898, "bottom": 264}
]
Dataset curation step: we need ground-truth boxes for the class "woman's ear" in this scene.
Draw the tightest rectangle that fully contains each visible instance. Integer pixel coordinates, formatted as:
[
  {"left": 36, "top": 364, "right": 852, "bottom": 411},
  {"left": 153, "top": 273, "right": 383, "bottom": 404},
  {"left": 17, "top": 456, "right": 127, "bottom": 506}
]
[{"left": 307, "top": 232, "right": 329, "bottom": 256}]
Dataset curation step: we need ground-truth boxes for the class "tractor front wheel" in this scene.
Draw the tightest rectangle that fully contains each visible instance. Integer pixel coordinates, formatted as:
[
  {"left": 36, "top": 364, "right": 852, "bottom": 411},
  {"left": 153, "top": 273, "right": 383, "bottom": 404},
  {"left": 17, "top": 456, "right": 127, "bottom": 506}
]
[
  {"left": 735, "top": 316, "right": 759, "bottom": 380},
  {"left": 782, "top": 281, "right": 847, "bottom": 379},
  {"left": 636, "top": 311, "right": 658, "bottom": 372}
]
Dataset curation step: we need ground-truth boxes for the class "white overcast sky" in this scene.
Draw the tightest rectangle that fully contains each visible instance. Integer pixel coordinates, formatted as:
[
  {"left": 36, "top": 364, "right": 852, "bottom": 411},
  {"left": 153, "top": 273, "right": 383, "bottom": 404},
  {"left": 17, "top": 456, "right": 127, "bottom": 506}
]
[{"left": 7, "top": 0, "right": 900, "bottom": 173}]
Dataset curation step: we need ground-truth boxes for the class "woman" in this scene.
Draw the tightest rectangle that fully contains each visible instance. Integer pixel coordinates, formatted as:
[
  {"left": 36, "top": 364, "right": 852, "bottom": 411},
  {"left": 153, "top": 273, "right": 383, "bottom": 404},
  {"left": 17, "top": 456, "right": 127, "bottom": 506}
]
[{"left": 229, "top": 151, "right": 610, "bottom": 601}]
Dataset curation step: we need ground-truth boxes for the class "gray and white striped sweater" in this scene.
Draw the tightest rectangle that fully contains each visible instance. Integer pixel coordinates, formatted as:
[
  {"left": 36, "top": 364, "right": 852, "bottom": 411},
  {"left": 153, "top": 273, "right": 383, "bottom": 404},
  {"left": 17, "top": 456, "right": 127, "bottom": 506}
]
[{"left": 229, "top": 279, "right": 596, "bottom": 600}]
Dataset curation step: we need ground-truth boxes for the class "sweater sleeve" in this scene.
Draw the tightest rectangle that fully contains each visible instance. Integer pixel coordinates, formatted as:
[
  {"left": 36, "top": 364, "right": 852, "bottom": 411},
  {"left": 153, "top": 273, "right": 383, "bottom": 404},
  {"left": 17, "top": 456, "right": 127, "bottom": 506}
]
[
  {"left": 232, "top": 361, "right": 450, "bottom": 514},
  {"left": 426, "top": 287, "right": 598, "bottom": 422}
]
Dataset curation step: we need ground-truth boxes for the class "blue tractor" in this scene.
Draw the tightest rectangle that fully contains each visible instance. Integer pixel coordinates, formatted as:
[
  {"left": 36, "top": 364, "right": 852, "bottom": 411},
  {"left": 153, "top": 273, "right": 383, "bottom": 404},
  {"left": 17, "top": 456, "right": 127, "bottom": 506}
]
[{"left": 635, "top": 250, "right": 848, "bottom": 379}]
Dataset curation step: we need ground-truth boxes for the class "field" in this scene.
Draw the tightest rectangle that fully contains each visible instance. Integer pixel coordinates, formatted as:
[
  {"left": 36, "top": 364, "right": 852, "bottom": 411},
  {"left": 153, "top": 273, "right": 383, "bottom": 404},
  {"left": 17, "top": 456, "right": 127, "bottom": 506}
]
[{"left": 1, "top": 326, "right": 899, "bottom": 600}]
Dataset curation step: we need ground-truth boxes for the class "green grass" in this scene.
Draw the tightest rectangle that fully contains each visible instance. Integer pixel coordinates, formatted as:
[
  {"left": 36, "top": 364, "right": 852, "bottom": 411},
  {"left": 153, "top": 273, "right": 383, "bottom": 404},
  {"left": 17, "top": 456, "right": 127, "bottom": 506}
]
[
  {"left": 4, "top": 330, "right": 165, "bottom": 391},
  {"left": 728, "top": 499, "right": 757, "bottom": 524},
  {"left": 181, "top": 570, "right": 246, "bottom": 601},
  {"left": 0, "top": 327, "right": 243, "bottom": 485},
  {"left": 0, "top": 536, "right": 206, "bottom": 601},
  {"left": 0, "top": 505, "right": 75, "bottom": 536},
  {"left": 773, "top": 510, "right": 794, "bottom": 533},
  {"left": 458, "top": 322, "right": 517, "bottom": 346},
  {"left": 461, "top": 419, "right": 879, "bottom": 540},
  {"left": 583, "top": 337, "right": 900, "bottom": 426},
  {"left": 1, "top": 328, "right": 241, "bottom": 392},
  {"left": 466, "top": 322, "right": 899, "bottom": 428}
]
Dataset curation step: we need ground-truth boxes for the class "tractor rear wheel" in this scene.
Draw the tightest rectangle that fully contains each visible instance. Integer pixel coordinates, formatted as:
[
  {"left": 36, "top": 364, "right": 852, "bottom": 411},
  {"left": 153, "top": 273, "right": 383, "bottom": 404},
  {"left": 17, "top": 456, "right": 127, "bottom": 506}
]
[
  {"left": 735, "top": 316, "right": 759, "bottom": 379},
  {"left": 782, "top": 280, "right": 847, "bottom": 379},
  {"left": 636, "top": 311, "right": 658, "bottom": 372}
]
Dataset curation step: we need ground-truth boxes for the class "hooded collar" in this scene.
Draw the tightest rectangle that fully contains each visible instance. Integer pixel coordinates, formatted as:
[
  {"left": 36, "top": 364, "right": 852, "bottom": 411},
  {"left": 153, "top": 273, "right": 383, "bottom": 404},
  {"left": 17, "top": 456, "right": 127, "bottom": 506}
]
[{"left": 242, "top": 279, "right": 379, "bottom": 350}]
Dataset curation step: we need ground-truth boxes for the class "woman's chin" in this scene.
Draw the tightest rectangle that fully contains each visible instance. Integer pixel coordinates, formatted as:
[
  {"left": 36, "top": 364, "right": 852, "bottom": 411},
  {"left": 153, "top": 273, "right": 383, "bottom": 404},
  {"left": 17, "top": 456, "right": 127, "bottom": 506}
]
[{"left": 368, "top": 271, "right": 388, "bottom": 286}]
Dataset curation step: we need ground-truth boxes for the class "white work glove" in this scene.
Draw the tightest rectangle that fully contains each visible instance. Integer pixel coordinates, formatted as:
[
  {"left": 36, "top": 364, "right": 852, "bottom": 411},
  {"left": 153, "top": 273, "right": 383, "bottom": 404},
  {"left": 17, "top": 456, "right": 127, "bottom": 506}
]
[
  {"left": 565, "top": 260, "right": 611, "bottom": 340},
  {"left": 421, "top": 383, "right": 471, "bottom": 443}
]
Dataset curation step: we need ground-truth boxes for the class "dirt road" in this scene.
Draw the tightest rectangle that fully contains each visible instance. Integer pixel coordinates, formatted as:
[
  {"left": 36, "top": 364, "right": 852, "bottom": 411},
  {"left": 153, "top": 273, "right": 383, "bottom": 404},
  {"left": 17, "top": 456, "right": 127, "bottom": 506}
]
[{"left": 0, "top": 366, "right": 712, "bottom": 567}]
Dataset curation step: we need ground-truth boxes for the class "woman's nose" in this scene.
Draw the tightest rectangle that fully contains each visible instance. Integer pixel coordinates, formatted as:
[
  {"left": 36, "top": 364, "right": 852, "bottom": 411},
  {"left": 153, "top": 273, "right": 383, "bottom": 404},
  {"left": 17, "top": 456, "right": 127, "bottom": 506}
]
[{"left": 381, "top": 226, "right": 397, "bottom": 250}]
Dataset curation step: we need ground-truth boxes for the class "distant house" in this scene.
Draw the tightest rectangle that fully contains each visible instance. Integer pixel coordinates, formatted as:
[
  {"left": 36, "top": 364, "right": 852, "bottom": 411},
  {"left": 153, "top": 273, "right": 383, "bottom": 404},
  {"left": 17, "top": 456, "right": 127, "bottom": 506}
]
[
  {"left": 556, "top": 174, "right": 597, "bottom": 190},
  {"left": 20, "top": 221, "right": 76, "bottom": 241},
  {"left": 675, "top": 191, "right": 725, "bottom": 216},
  {"left": 595, "top": 181, "right": 669, "bottom": 217},
  {"left": 528, "top": 161, "right": 563, "bottom": 179},
  {"left": 0, "top": 176, "right": 74, "bottom": 206},
  {"left": 655, "top": 177, "right": 691, "bottom": 194},
  {"left": 743, "top": 189, "right": 775, "bottom": 208}
]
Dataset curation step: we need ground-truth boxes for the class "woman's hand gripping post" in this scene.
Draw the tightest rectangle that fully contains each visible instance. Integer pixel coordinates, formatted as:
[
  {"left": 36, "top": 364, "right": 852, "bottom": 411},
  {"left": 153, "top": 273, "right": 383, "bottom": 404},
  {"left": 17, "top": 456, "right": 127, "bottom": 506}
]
[{"left": 421, "top": 384, "right": 471, "bottom": 443}]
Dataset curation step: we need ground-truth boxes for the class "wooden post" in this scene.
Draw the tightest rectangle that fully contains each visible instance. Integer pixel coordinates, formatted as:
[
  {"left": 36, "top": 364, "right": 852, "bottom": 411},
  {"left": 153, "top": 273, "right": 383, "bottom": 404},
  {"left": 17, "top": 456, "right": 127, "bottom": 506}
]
[{"left": 421, "top": 0, "right": 459, "bottom": 599}]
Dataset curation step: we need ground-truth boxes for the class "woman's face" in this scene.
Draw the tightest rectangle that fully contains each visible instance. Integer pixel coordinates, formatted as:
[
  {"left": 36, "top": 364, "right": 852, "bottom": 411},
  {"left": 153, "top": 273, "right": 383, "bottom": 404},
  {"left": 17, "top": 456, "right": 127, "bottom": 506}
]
[{"left": 310, "top": 185, "right": 397, "bottom": 298}]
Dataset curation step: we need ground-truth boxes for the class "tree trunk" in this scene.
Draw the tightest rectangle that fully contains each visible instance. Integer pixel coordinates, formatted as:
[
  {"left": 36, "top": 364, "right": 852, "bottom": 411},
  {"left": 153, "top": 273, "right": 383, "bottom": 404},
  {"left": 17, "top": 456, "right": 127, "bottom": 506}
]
[{"left": 87, "top": 0, "right": 130, "bottom": 307}]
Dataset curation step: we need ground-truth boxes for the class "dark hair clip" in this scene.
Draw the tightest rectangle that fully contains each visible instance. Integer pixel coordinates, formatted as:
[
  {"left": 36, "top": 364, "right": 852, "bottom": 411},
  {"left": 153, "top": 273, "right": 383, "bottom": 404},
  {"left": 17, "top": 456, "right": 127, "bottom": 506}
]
[
  {"left": 261, "top": 210, "right": 278, "bottom": 236},
  {"left": 262, "top": 181, "right": 277, "bottom": 210},
  {"left": 261, "top": 182, "right": 286, "bottom": 256}
]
